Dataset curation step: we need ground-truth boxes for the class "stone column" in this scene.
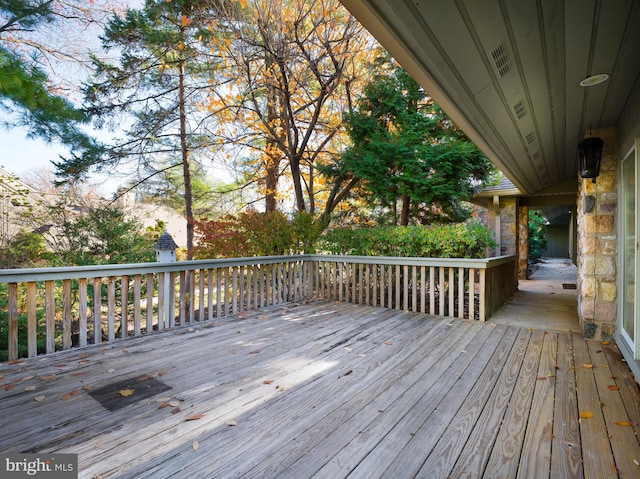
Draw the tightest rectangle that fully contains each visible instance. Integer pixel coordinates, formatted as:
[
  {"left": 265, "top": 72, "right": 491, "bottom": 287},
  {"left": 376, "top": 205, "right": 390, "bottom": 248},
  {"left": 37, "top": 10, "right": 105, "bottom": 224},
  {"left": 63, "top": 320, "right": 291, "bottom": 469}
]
[
  {"left": 517, "top": 205, "right": 529, "bottom": 279},
  {"left": 499, "top": 197, "right": 518, "bottom": 256},
  {"left": 576, "top": 127, "right": 618, "bottom": 341}
]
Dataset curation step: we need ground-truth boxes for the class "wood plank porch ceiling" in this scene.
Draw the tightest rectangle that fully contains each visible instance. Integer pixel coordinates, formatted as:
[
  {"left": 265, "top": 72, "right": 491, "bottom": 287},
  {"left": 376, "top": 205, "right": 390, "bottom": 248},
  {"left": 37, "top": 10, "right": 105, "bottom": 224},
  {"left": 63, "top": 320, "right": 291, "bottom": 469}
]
[{"left": 1, "top": 301, "right": 639, "bottom": 478}]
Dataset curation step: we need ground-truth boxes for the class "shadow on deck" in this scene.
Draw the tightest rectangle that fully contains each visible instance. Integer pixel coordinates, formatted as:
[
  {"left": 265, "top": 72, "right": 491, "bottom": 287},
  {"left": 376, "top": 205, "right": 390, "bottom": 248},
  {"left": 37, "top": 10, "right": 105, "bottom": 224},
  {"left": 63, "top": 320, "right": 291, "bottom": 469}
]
[{"left": 1, "top": 299, "right": 639, "bottom": 478}]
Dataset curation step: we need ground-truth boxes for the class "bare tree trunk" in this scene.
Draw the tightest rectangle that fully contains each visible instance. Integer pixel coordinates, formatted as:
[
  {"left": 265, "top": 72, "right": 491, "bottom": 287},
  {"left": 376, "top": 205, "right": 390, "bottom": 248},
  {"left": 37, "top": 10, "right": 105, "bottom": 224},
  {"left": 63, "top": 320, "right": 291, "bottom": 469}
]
[
  {"left": 400, "top": 192, "right": 410, "bottom": 226},
  {"left": 264, "top": 54, "right": 279, "bottom": 213},
  {"left": 178, "top": 39, "right": 193, "bottom": 258}
]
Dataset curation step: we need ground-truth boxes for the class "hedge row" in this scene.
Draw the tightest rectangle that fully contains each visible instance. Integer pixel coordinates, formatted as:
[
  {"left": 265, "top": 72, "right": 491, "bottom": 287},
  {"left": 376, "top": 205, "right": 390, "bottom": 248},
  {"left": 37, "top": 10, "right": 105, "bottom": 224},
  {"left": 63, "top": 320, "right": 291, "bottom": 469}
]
[{"left": 318, "top": 222, "right": 495, "bottom": 259}]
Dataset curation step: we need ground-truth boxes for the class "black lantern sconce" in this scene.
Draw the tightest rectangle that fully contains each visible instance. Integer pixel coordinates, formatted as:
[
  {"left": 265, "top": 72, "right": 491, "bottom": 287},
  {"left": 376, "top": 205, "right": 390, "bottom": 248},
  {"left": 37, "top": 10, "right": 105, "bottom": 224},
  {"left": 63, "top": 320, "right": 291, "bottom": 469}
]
[{"left": 578, "top": 136, "right": 603, "bottom": 183}]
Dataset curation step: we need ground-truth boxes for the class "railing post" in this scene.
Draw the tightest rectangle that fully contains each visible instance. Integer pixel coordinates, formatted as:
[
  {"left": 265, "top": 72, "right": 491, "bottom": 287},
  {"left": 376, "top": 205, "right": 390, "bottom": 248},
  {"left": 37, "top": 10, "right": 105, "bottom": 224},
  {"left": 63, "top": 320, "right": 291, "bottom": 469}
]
[
  {"left": 479, "top": 268, "right": 486, "bottom": 321},
  {"left": 155, "top": 230, "right": 178, "bottom": 329}
]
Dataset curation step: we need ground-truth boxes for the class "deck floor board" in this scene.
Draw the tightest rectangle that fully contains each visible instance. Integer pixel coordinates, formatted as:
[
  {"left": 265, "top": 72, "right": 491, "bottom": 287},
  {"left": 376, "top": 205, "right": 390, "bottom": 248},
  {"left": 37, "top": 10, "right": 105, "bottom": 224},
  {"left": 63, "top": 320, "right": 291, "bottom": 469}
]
[{"left": 1, "top": 300, "right": 639, "bottom": 479}]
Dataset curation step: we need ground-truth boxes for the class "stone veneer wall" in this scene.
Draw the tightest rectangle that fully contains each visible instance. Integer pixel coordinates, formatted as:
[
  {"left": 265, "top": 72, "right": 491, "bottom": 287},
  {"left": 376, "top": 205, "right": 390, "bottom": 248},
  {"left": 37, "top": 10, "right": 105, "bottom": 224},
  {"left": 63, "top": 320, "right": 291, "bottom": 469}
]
[
  {"left": 576, "top": 127, "right": 618, "bottom": 341},
  {"left": 499, "top": 197, "right": 518, "bottom": 256},
  {"left": 518, "top": 205, "right": 529, "bottom": 279}
]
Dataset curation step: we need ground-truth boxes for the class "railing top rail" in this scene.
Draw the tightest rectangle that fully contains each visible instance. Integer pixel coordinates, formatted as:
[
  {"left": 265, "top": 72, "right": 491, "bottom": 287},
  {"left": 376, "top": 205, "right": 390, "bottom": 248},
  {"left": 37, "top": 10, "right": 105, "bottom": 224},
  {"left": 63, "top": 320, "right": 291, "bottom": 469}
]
[
  {"left": 0, "top": 254, "right": 517, "bottom": 284},
  {"left": 311, "top": 254, "right": 516, "bottom": 269},
  {"left": 0, "top": 255, "right": 313, "bottom": 283}
]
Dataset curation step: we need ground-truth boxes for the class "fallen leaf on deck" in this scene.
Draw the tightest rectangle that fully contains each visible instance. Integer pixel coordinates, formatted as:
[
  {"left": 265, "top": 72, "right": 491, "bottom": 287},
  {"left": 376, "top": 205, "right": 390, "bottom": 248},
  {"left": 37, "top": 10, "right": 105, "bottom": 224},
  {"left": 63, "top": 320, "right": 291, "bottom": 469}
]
[
  {"left": 3, "top": 384, "right": 16, "bottom": 391},
  {"left": 186, "top": 414, "right": 205, "bottom": 421},
  {"left": 226, "top": 420, "right": 237, "bottom": 426},
  {"left": 56, "top": 363, "right": 67, "bottom": 368},
  {"left": 34, "top": 395, "right": 45, "bottom": 402},
  {"left": 171, "top": 407, "right": 181, "bottom": 414},
  {"left": 157, "top": 370, "right": 167, "bottom": 376},
  {"left": 119, "top": 389, "right": 135, "bottom": 397},
  {"left": 614, "top": 421, "right": 632, "bottom": 426},
  {"left": 536, "top": 377, "right": 547, "bottom": 381},
  {"left": 156, "top": 397, "right": 172, "bottom": 402},
  {"left": 608, "top": 385, "right": 620, "bottom": 391},
  {"left": 107, "top": 368, "right": 116, "bottom": 373},
  {"left": 157, "top": 402, "right": 170, "bottom": 410},
  {"left": 122, "top": 349, "right": 129, "bottom": 353},
  {"left": 341, "top": 370, "right": 353, "bottom": 377},
  {"left": 602, "top": 341, "right": 611, "bottom": 345},
  {"left": 249, "top": 349, "right": 261, "bottom": 354},
  {"left": 0, "top": 374, "right": 4, "bottom": 382},
  {"left": 7, "top": 360, "right": 24, "bottom": 365},
  {"left": 137, "top": 375, "right": 149, "bottom": 381},
  {"left": 38, "top": 375, "right": 54, "bottom": 381},
  {"left": 384, "top": 342, "right": 393, "bottom": 345},
  {"left": 24, "top": 385, "right": 37, "bottom": 392},
  {"left": 579, "top": 411, "right": 594, "bottom": 418},
  {"left": 82, "top": 385, "right": 92, "bottom": 391},
  {"left": 595, "top": 350, "right": 602, "bottom": 353},
  {"left": 22, "top": 375, "right": 34, "bottom": 381},
  {"left": 61, "top": 393, "right": 72, "bottom": 401},
  {"left": 263, "top": 380, "right": 274, "bottom": 385},
  {"left": 71, "top": 372, "right": 87, "bottom": 377},
  {"left": 582, "top": 363, "right": 593, "bottom": 369},
  {"left": 192, "top": 441, "right": 199, "bottom": 451},
  {"left": 169, "top": 400, "right": 180, "bottom": 407}
]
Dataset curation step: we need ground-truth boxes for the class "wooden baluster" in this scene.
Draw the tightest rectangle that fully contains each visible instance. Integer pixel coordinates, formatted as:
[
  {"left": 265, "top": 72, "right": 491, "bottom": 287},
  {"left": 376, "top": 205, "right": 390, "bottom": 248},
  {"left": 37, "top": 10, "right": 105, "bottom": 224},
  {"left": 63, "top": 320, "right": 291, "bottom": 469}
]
[
  {"left": 63, "top": 279, "right": 72, "bottom": 349},
  {"left": 429, "top": 266, "right": 435, "bottom": 314},
  {"left": 420, "top": 266, "right": 426, "bottom": 314},
  {"left": 448, "top": 267, "right": 455, "bottom": 318},
  {"left": 133, "top": 275, "right": 142, "bottom": 336},
  {"left": 93, "top": 277, "right": 102, "bottom": 344},
  {"left": 438, "top": 267, "right": 445, "bottom": 316},
  {"left": 121, "top": 275, "right": 128, "bottom": 339},
  {"left": 208, "top": 269, "right": 214, "bottom": 320},
  {"left": 45, "top": 280, "right": 55, "bottom": 353},
  {"left": 468, "top": 268, "right": 475, "bottom": 320},
  {"left": 458, "top": 267, "right": 465, "bottom": 319},
  {"left": 27, "top": 282, "right": 38, "bottom": 357},
  {"left": 146, "top": 274, "right": 154, "bottom": 334},
  {"left": 8, "top": 283, "right": 18, "bottom": 361},
  {"left": 107, "top": 277, "right": 116, "bottom": 341}
]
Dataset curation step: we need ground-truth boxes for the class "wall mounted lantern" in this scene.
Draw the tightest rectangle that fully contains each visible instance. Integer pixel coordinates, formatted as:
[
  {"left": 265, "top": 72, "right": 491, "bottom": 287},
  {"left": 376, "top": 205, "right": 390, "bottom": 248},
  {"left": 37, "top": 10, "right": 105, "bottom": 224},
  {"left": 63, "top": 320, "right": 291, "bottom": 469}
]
[{"left": 578, "top": 137, "right": 603, "bottom": 182}]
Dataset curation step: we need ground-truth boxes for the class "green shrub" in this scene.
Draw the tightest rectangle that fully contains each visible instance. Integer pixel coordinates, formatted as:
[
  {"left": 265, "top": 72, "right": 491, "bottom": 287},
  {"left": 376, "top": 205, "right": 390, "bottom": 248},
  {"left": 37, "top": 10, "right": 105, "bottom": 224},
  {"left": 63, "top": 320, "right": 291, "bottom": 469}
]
[{"left": 318, "top": 222, "right": 495, "bottom": 258}]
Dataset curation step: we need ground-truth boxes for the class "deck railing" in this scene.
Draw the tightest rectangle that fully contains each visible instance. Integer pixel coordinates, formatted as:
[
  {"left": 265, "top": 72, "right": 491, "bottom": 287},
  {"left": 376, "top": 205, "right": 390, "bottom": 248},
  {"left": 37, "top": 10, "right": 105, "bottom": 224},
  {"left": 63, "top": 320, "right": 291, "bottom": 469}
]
[{"left": 0, "top": 254, "right": 516, "bottom": 361}]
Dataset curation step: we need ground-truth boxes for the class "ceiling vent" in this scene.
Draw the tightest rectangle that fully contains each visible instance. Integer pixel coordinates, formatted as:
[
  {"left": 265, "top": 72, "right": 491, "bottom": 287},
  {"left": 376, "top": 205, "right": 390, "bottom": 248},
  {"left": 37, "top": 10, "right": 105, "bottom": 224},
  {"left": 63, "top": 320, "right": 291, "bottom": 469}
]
[
  {"left": 491, "top": 43, "right": 511, "bottom": 77},
  {"left": 513, "top": 101, "right": 526, "bottom": 119},
  {"left": 525, "top": 132, "right": 535, "bottom": 144}
]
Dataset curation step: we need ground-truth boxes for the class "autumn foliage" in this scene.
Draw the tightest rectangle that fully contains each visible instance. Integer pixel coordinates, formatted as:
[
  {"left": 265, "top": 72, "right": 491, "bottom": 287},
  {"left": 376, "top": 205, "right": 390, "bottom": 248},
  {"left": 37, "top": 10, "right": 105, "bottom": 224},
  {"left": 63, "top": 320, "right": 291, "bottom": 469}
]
[{"left": 192, "top": 210, "right": 325, "bottom": 259}]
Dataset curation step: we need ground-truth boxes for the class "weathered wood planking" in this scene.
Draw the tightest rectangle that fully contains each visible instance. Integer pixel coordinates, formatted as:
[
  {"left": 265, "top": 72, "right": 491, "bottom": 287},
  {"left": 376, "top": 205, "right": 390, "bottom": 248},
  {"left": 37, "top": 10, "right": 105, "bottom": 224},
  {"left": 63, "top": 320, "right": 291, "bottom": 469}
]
[
  {"left": 550, "top": 332, "right": 582, "bottom": 479},
  {"left": 1, "top": 300, "right": 639, "bottom": 479}
]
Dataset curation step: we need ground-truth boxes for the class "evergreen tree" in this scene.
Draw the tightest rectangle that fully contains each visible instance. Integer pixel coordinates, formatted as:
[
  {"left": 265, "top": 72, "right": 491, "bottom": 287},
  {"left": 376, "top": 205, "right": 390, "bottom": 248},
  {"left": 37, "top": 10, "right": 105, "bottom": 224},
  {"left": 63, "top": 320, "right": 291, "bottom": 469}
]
[
  {"left": 55, "top": 0, "right": 223, "bottom": 257},
  {"left": 328, "top": 57, "right": 494, "bottom": 225},
  {"left": 0, "top": 1, "right": 101, "bottom": 159}
]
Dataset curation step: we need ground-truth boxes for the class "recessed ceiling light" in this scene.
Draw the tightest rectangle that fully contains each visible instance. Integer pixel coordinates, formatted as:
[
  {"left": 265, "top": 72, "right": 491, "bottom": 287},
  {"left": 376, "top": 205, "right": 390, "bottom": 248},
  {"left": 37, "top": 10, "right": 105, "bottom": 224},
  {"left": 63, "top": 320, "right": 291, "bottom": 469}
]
[{"left": 579, "top": 74, "right": 610, "bottom": 87}]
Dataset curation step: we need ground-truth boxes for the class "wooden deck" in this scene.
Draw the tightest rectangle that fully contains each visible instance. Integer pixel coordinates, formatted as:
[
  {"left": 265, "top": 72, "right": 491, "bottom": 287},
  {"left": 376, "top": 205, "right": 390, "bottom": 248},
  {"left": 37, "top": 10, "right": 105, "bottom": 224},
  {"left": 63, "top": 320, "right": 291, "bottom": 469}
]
[{"left": 1, "top": 300, "right": 640, "bottom": 478}]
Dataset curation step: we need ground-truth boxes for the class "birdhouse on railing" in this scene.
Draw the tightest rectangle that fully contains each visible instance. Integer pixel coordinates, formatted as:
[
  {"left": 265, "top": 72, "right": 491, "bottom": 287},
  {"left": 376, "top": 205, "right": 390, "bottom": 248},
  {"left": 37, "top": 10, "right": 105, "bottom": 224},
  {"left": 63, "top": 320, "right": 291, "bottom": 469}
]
[{"left": 155, "top": 229, "right": 178, "bottom": 263}]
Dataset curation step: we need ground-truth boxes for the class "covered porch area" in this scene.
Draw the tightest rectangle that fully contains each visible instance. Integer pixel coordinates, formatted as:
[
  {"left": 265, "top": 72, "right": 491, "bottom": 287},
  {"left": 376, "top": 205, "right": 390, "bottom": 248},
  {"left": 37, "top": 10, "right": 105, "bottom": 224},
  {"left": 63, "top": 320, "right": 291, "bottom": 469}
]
[{"left": 2, "top": 299, "right": 639, "bottom": 478}]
